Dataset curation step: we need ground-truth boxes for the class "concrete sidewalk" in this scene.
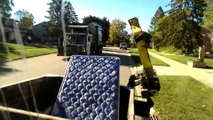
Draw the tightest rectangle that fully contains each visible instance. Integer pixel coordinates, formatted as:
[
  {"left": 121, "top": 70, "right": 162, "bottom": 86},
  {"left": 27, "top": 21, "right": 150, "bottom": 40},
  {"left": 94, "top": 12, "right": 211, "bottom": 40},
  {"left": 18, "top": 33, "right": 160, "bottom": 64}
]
[
  {"left": 148, "top": 52, "right": 213, "bottom": 88},
  {"left": 132, "top": 52, "right": 213, "bottom": 88}
]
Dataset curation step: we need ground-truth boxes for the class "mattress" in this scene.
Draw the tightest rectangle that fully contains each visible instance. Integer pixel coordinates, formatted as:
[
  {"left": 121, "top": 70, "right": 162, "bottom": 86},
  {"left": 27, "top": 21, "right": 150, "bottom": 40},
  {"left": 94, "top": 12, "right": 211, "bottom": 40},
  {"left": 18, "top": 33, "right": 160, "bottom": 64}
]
[{"left": 52, "top": 55, "right": 120, "bottom": 120}]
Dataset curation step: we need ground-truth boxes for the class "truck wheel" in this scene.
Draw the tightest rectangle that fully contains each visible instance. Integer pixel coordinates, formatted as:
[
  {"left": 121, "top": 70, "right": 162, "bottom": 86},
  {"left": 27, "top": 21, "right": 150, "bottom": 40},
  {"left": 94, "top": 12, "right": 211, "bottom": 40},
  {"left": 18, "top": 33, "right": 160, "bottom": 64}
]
[
  {"left": 96, "top": 50, "right": 100, "bottom": 54},
  {"left": 99, "top": 48, "right": 102, "bottom": 54}
]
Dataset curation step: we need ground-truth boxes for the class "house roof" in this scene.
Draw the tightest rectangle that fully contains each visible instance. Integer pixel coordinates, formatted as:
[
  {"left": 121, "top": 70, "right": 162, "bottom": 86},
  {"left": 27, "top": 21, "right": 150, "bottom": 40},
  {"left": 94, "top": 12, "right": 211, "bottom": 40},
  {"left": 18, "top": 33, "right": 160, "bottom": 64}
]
[{"left": 33, "top": 21, "right": 47, "bottom": 27}]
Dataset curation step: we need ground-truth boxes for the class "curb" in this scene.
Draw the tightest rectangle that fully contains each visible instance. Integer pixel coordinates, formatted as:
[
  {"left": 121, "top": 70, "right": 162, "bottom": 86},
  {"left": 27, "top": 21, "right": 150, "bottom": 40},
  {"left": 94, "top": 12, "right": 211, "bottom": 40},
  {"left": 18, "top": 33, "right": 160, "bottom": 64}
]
[{"left": 126, "top": 50, "right": 136, "bottom": 75}]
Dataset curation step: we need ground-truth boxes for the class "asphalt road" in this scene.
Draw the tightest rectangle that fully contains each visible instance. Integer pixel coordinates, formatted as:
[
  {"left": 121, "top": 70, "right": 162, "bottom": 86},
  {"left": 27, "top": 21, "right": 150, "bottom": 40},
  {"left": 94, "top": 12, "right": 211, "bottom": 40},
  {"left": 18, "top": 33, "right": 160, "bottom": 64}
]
[
  {"left": 0, "top": 47, "right": 132, "bottom": 88},
  {"left": 102, "top": 47, "right": 133, "bottom": 86}
]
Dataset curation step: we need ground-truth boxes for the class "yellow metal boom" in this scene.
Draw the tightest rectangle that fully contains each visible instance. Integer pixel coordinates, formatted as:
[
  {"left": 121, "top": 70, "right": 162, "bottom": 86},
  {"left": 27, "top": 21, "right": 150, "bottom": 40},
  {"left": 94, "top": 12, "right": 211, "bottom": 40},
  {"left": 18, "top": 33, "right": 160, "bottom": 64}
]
[{"left": 128, "top": 17, "right": 160, "bottom": 97}]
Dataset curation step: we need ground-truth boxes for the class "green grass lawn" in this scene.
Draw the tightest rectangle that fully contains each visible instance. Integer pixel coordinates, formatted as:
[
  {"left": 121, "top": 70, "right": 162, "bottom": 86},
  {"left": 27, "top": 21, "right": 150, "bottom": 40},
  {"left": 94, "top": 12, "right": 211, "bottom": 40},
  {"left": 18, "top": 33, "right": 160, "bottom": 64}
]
[
  {"left": 128, "top": 48, "right": 169, "bottom": 66},
  {"left": 0, "top": 42, "right": 57, "bottom": 60},
  {"left": 153, "top": 75, "right": 213, "bottom": 120},
  {"left": 149, "top": 49, "right": 213, "bottom": 68}
]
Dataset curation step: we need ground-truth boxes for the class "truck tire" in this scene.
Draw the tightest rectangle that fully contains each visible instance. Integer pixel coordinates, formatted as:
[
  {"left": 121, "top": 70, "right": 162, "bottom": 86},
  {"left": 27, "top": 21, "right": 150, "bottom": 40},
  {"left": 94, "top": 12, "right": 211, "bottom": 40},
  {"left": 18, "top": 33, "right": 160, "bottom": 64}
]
[
  {"left": 96, "top": 47, "right": 102, "bottom": 54},
  {"left": 99, "top": 48, "right": 102, "bottom": 54}
]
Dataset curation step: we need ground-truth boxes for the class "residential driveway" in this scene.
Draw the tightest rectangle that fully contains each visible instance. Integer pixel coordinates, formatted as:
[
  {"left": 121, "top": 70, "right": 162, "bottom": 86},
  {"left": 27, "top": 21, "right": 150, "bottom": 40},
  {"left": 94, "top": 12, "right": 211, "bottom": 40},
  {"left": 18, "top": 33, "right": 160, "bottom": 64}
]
[{"left": 0, "top": 47, "right": 133, "bottom": 88}]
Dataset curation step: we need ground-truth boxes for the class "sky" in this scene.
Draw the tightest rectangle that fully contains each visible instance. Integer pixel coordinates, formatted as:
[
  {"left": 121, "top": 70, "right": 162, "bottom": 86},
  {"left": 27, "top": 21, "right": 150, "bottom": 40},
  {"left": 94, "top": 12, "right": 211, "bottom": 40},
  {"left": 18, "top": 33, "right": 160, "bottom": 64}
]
[{"left": 11, "top": 0, "right": 171, "bottom": 32}]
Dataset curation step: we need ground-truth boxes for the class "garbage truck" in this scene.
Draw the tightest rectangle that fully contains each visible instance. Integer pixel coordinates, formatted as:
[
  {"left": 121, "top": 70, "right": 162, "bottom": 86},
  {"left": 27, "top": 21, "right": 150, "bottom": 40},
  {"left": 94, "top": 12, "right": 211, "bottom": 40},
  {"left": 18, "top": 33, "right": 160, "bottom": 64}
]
[{"left": 57, "top": 22, "right": 103, "bottom": 56}]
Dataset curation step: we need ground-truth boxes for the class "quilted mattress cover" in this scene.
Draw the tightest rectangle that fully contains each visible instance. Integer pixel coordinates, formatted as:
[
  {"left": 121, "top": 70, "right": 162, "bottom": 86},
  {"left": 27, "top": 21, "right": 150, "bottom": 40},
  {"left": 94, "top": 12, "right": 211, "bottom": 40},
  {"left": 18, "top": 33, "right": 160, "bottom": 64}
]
[{"left": 52, "top": 55, "right": 120, "bottom": 120}]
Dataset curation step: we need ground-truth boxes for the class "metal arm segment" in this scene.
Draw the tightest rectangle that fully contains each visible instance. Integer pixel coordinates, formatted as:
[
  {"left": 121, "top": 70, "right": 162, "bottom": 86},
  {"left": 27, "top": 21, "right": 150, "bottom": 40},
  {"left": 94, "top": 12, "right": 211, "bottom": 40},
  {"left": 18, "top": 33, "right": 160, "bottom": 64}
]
[{"left": 128, "top": 17, "right": 160, "bottom": 97}]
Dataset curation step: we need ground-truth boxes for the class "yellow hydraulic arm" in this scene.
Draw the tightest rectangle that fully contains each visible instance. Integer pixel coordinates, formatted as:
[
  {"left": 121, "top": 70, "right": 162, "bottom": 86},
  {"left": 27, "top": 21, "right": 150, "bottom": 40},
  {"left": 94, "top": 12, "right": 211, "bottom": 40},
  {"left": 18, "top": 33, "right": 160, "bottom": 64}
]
[{"left": 128, "top": 17, "right": 160, "bottom": 97}]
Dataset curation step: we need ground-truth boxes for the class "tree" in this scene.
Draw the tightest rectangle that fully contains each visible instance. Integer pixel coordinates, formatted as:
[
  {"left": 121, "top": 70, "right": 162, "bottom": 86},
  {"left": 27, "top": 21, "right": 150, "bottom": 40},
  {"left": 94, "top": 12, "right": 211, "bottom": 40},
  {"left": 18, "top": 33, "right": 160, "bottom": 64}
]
[
  {"left": 101, "top": 17, "right": 110, "bottom": 45},
  {"left": 64, "top": 1, "right": 78, "bottom": 24},
  {"left": 0, "top": 0, "right": 14, "bottom": 17},
  {"left": 109, "top": 19, "right": 128, "bottom": 45},
  {"left": 14, "top": 9, "right": 34, "bottom": 29},
  {"left": 83, "top": 15, "right": 110, "bottom": 45},
  {"left": 46, "top": 0, "right": 78, "bottom": 46},
  {"left": 153, "top": 13, "right": 202, "bottom": 53},
  {"left": 83, "top": 15, "right": 101, "bottom": 25},
  {"left": 203, "top": 0, "right": 213, "bottom": 31},
  {"left": 148, "top": 6, "right": 164, "bottom": 33},
  {"left": 169, "top": 0, "right": 206, "bottom": 25},
  {"left": 152, "top": 0, "right": 207, "bottom": 54}
]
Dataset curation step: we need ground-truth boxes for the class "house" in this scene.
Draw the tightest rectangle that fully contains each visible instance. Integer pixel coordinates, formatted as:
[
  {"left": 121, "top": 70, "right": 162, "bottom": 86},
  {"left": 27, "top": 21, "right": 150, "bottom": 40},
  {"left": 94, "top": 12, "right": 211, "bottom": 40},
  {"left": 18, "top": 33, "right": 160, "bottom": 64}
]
[
  {"left": 0, "top": 17, "right": 17, "bottom": 42},
  {"left": 0, "top": 17, "right": 31, "bottom": 43},
  {"left": 32, "top": 21, "right": 58, "bottom": 44},
  {"left": 32, "top": 22, "right": 48, "bottom": 42}
]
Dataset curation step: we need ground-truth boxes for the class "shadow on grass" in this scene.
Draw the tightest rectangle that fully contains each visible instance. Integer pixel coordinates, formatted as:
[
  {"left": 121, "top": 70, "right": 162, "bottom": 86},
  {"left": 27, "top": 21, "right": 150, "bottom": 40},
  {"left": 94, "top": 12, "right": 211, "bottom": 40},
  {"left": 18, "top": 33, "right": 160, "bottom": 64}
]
[
  {"left": 188, "top": 65, "right": 213, "bottom": 69},
  {"left": 201, "top": 66, "right": 213, "bottom": 69},
  {"left": 130, "top": 54, "right": 170, "bottom": 67},
  {"left": 0, "top": 45, "right": 14, "bottom": 75},
  {"left": 0, "top": 43, "right": 22, "bottom": 75},
  {"left": 0, "top": 42, "right": 21, "bottom": 60},
  {"left": 206, "top": 66, "right": 213, "bottom": 69},
  {"left": 100, "top": 52, "right": 132, "bottom": 67}
]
